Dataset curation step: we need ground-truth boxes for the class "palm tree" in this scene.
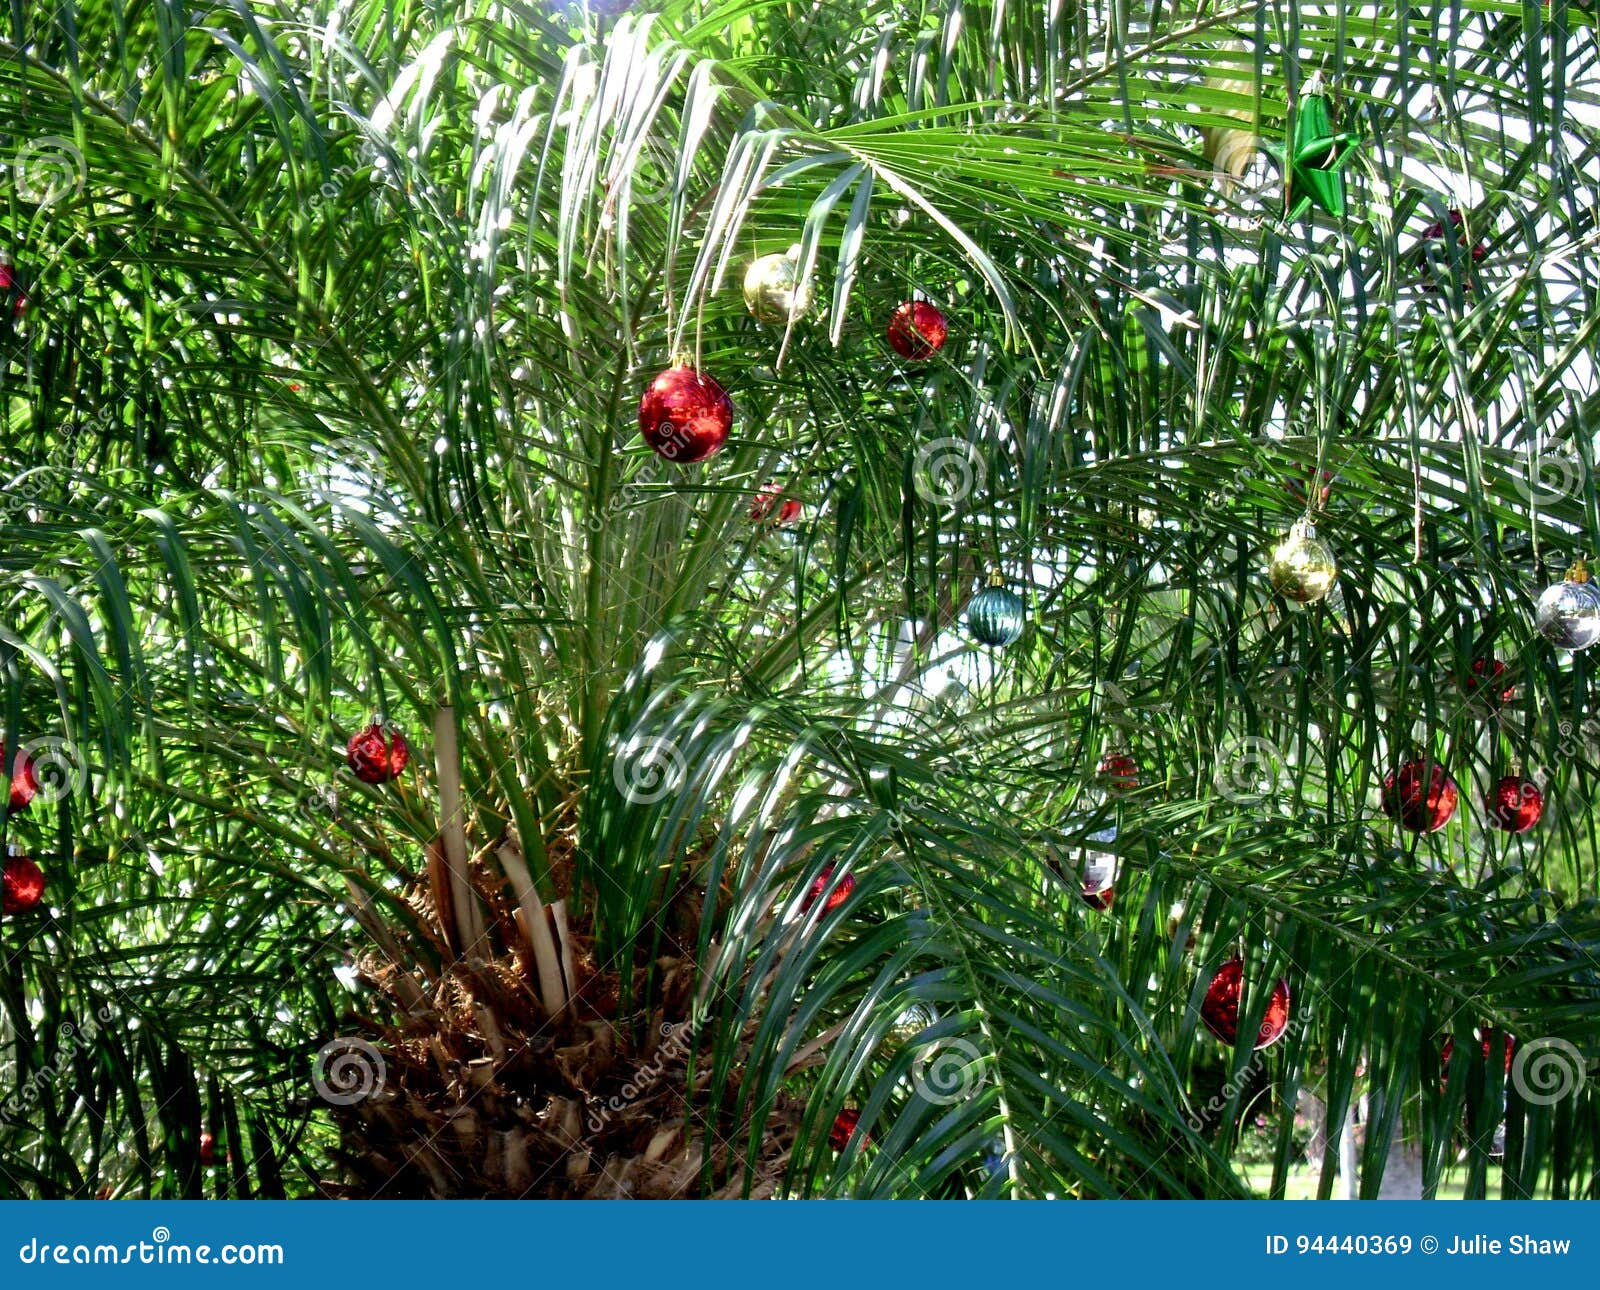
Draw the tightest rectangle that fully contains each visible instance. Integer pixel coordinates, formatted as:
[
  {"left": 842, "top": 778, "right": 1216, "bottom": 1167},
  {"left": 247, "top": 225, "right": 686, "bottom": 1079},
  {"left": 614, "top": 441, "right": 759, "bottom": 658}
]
[{"left": 1, "top": 0, "right": 1598, "bottom": 1199}]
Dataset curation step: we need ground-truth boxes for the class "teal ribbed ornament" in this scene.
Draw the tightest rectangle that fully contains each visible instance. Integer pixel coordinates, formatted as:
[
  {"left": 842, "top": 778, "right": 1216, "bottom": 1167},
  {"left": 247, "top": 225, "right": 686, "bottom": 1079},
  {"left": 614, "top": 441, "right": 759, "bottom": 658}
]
[{"left": 966, "top": 576, "right": 1025, "bottom": 647}]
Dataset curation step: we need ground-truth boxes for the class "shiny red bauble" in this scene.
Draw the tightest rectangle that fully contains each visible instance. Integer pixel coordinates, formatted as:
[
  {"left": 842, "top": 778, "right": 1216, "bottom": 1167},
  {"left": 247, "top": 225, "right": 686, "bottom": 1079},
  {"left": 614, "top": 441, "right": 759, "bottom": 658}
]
[
  {"left": 1097, "top": 752, "right": 1139, "bottom": 792},
  {"left": 749, "top": 483, "right": 802, "bottom": 525},
  {"left": 886, "top": 301, "right": 948, "bottom": 360},
  {"left": 0, "top": 743, "right": 37, "bottom": 813},
  {"left": 829, "top": 1107, "right": 869, "bottom": 1151},
  {"left": 1465, "top": 657, "right": 1515, "bottom": 705},
  {"left": 802, "top": 863, "right": 854, "bottom": 914},
  {"left": 638, "top": 365, "right": 733, "bottom": 464},
  {"left": 1442, "top": 1030, "right": 1514, "bottom": 1074},
  {"left": 1486, "top": 775, "right": 1543, "bottom": 833},
  {"left": 1200, "top": 959, "right": 1291, "bottom": 1049},
  {"left": 2, "top": 853, "right": 46, "bottom": 914},
  {"left": 346, "top": 722, "right": 409, "bottom": 785},
  {"left": 1381, "top": 759, "right": 1458, "bottom": 832},
  {"left": 1286, "top": 467, "right": 1334, "bottom": 509},
  {"left": 199, "top": 1133, "right": 216, "bottom": 1167},
  {"left": 1081, "top": 884, "right": 1115, "bottom": 911},
  {"left": 0, "top": 264, "right": 27, "bottom": 319},
  {"left": 1419, "top": 210, "right": 1488, "bottom": 264}
]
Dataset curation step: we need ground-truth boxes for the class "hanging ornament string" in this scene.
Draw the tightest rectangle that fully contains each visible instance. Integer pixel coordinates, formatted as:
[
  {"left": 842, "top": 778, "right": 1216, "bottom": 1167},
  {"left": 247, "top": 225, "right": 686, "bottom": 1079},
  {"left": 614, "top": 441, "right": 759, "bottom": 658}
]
[{"left": 1310, "top": 318, "right": 1335, "bottom": 525}]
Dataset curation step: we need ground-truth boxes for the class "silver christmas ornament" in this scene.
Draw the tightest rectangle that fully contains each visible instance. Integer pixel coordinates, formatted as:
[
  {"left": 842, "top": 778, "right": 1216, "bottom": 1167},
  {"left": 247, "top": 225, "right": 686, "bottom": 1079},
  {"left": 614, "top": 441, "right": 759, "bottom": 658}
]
[{"left": 1536, "top": 561, "right": 1600, "bottom": 651}]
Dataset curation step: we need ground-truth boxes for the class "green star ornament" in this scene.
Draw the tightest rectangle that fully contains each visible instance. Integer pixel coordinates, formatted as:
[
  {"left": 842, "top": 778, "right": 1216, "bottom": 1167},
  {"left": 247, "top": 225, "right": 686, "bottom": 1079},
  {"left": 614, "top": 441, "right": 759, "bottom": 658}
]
[{"left": 1268, "top": 80, "right": 1360, "bottom": 221}]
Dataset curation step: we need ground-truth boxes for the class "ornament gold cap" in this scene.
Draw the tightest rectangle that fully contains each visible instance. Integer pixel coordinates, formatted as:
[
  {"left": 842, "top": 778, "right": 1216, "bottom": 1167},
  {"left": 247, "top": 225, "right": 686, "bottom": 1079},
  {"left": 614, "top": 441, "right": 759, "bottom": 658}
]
[
  {"left": 1567, "top": 559, "right": 1591, "bottom": 584},
  {"left": 986, "top": 570, "right": 1006, "bottom": 588}
]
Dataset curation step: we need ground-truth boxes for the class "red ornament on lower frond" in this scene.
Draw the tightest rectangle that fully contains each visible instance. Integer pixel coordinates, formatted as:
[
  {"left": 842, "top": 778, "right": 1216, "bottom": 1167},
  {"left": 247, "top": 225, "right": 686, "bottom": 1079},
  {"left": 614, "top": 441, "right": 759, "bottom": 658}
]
[
  {"left": 1200, "top": 959, "right": 1292, "bottom": 1050},
  {"left": 1081, "top": 884, "right": 1115, "bottom": 911},
  {"left": 199, "top": 1133, "right": 216, "bottom": 1167},
  {"left": 0, "top": 263, "right": 28, "bottom": 319},
  {"left": 0, "top": 742, "right": 38, "bottom": 813},
  {"left": 829, "top": 1107, "right": 870, "bottom": 1151},
  {"left": 1286, "top": 467, "right": 1334, "bottom": 509},
  {"left": 886, "top": 300, "right": 948, "bottom": 361},
  {"left": 1096, "top": 752, "right": 1140, "bottom": 792},
  {"left": 749, "top": 482, "right": 802, "bottom": 525},
  {"left": 1464, "top": 657, "right": 1515, "bottom": 706},
  {"left": 638, "top": 365, "right": 733, "bottom": 465},
  {"left": 1381, "top": 758, "right": 1458, "bottom": 832},
  {"left": 346, "top": 721, "right": 410, "bottom": 785},
  {"left": 801, "top": 862, "right": 854, "bottom": 915},
  {"left": 2, "top": 853, "right": 46, "bottom": 914},
  {"left": 1486, "top": 775, "right": 1543, "bottom": 833},
  {"left": 1418, "top": 209, "right": 1488, "bottom": 265},
  {"left": 1441, "top": 1029, "right": 1515, "bottom": 1078}
]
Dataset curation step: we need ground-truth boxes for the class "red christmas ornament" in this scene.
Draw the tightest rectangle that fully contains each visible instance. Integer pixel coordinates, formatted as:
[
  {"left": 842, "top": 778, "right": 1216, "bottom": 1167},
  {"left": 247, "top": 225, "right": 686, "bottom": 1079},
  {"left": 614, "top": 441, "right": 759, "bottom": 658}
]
[
  {"left": 749, "top": 483, "right": 802, "bottom": 525},
  {"left": 346, "top": 721, "right": 409, "bottom": 785},
  {"left": 802, "top": 863, "right": 854, "bottom": 914},
  {"left": 1486, "top": 775, "right": 1543, "bottom": 833},
  {"left": 1200, "top": 959, "right": 1291, "bottom": 1049},
  {"left": 638, "top": 365, "right": 733, "bottom": 464},
  {"left": 1286, "top": 467, "right": 1334, "bottom": 509},
  {"left": 886, "top": 301, "right": 948, "bottom": 360},
  {"left": 1442, "top": 1030, "right": 1515, "bottom": 1075},
  {"left": 1081, "top": 884, "right": 1115, "bottom": 911},
  {"left": 0, "top": 263, "right": 27, "bottom": 319},
  {"left": 829, "top": 1107, "right": 869, "bottom": 1151},
  {"left": 199, "top": 1133, "right": 216, "bottom": 1167},
  {"left": 2, "top": 853, "right": 46, "bottom": 914},
  {"left": 0, "top": 743, "right": 37, "bottom": 813},
  {"left": 1381, "top": 759, "right": 1458, "bottom": 832},
  {"left": 1097, "top": 752, "right": 1140, "bottom": 792},
  {"left": 1465, "top": 657, "right": 1515, "bottom": 706},
  {"left": 1419, "top": 210, "right": 1488, "bottom": 265}
]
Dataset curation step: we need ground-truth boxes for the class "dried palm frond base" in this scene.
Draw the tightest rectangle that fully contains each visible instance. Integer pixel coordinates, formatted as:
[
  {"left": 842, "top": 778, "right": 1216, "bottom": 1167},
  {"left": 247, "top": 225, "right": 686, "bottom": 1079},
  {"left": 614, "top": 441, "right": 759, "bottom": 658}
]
[{"left": 319, "top": 947, "right": 806, "bottom": 1199}]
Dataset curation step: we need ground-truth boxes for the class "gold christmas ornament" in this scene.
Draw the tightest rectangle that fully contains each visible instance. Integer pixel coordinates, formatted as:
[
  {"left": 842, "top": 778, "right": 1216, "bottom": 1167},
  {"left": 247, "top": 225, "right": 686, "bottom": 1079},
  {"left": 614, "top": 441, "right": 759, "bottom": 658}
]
[
  {"left": 1267, "top": 518, "right": 1338, "bottom": 603},
  {"left": 742, "top": 245, "right": 810, "bottom": 325}
]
